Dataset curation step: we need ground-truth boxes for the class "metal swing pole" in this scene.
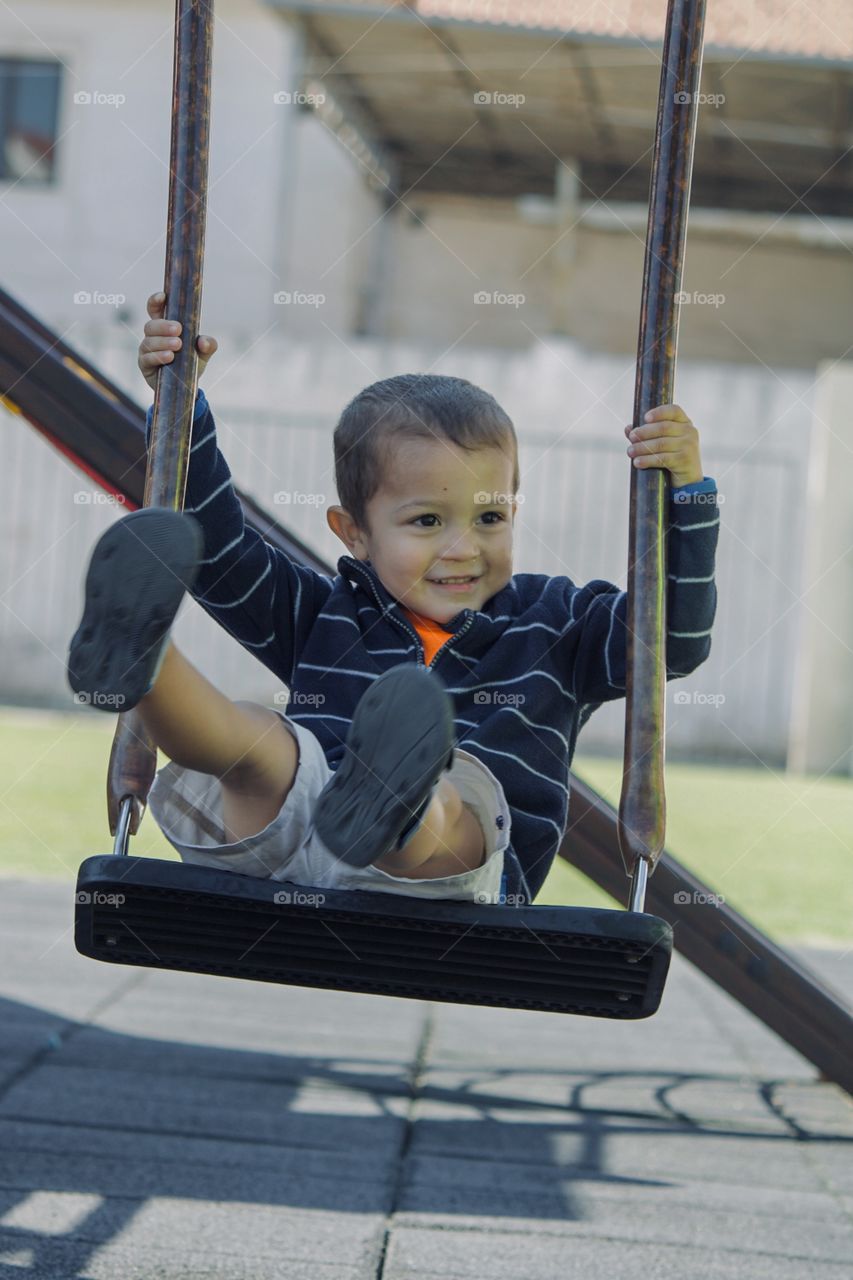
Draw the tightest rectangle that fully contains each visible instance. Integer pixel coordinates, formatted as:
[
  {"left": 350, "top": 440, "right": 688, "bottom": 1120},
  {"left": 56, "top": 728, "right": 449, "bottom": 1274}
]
[
  {"left": 107, "top": 0, "right": 215, "bottom": 847},
  {"left": 620, "top": 0, "right": 708, "bottom": 911}
]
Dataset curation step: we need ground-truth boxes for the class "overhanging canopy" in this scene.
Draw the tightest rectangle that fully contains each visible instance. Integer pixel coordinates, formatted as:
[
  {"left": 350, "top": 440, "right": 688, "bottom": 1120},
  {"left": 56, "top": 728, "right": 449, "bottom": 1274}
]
[{"left": 267, "top": 0, "right": 853, "bottom": 212}]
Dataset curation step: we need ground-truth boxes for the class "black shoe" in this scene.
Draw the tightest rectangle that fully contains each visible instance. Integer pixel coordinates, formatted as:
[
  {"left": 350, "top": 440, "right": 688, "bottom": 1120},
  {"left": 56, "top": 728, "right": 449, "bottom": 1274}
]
[
  {"left": 67, "top": 508, "right": 203, "bottom": 712},
  {"left": 313, "top": 664, "right": 456, "bottom": 868}
]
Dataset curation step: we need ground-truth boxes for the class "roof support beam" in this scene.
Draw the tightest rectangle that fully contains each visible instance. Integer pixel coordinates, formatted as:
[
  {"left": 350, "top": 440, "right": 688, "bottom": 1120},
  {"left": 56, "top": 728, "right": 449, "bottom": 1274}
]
[{"left": 293, "top": 15, "right": 402, "bottom": 196}]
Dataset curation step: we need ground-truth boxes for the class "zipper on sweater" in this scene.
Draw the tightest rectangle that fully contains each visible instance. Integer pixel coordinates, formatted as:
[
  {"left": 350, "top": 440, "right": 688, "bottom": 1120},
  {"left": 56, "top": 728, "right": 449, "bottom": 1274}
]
[
  {"left": 428, "top": 612, "right": 475, "bottom": 670},
  {"left": 387, "top": 609, "right": 425, "bottom": 665},
  {"left": 357, "top": 565, "right": 474, "bottom": 669},
  {"left": 358, "top": 571, "right": 426, "bottom": 665}
]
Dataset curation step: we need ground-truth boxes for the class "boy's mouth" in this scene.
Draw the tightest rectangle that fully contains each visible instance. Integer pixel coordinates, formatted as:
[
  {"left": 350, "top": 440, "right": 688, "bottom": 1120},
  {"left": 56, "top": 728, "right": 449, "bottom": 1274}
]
[{"left": 427, "top": 575, "right": 481, "bottom": 591}]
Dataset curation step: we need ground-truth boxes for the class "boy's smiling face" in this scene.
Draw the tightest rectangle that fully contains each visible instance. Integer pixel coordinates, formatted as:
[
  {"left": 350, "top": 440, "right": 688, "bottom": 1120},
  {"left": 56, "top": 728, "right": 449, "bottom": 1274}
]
[{"left": 327, "top": 435, "right": 518, "bottom": 625}]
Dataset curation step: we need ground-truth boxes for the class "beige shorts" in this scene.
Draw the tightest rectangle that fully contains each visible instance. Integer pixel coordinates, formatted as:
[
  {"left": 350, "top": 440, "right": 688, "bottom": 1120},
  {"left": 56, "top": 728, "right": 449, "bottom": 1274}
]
[{"left": 147, "top": 709, "right": 511, "bottom": 902}]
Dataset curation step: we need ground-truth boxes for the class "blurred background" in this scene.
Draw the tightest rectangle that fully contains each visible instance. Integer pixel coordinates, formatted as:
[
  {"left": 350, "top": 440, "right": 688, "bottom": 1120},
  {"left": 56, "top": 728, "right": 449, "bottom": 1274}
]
[{"left": 0, "top": 0, "right": 850, "bottom": 940}]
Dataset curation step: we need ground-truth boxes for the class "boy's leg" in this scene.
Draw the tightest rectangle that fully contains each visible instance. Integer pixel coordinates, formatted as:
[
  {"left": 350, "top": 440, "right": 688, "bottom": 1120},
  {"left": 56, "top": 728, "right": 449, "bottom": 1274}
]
[
  {"left": 137, "top": 641, "right": 299, "bottom": 842},
  {"left": 371, "top": 778, "right": 487, "bottom": 879},
  {"left": 67, "top": 508, "right": 298, "bottom": 845}
]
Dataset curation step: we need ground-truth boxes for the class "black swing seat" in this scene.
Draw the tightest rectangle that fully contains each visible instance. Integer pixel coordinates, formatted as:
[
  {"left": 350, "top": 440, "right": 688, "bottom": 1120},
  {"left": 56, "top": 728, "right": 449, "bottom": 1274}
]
[{"left": 75, "top": 855, "right": 672, "bottom": 1019}]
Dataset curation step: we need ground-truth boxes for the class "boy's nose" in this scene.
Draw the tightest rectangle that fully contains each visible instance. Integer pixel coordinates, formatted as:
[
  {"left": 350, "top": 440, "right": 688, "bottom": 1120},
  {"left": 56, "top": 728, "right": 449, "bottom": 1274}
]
[{"left": 445, "top": 534, "right": 481, "bottom": 558}]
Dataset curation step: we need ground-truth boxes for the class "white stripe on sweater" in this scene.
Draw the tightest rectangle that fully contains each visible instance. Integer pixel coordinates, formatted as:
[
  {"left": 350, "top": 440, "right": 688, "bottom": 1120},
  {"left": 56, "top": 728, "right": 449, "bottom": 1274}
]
[
  {"left": 604, "top": 591, "right": 626, "bottom": 688},
  {"left": 474, "top": 742, "right": 570, "bottom": 795},
  {"left": 672, "top": 516, "right": 720, "bottom": 531},
  {"left": 297, "top": 663, "right": 376, "bottom": 680},
  {"left": 445, "top": 670, "right": 576, "bottom": 704},
  {"left": 187, "top": 476, "right": 232, "bottom": 513},
  {"left": 190, "top": 428, "right": 215, "bottom": 453},
  {"left": 201, "top": 532, "right": 243, "bottom": 566},
  {"left": 200, "top": 560, "right": 272, "bottom": 608},
  {"left": 316, "top": 613, "right": 361, "bottom": 631}
]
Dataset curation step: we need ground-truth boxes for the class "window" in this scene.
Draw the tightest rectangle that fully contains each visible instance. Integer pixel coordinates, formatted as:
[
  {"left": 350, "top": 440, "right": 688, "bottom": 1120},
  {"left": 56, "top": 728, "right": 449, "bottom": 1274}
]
[{"left": 0, "top": 58, "right": 61, "bottom": 183}]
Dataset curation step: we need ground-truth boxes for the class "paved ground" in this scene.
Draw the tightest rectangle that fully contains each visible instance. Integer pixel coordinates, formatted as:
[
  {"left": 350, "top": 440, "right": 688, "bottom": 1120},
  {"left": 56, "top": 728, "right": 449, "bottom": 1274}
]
[{"left": 0, "top": 877, "right": 851, "bottom": 1279}]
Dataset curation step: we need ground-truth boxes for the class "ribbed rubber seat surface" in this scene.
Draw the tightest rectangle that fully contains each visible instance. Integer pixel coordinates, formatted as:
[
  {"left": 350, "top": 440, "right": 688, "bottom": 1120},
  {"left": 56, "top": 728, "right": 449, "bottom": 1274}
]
[{"left": 75, "top": 856, "right": 672, "bottom": 1019}]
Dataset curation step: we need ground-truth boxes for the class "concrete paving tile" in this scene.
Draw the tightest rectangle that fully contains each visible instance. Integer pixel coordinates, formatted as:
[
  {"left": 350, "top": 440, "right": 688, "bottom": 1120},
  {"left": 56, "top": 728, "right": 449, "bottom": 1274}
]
[
  {"left": 0, "top": 1227, "right": 370, "bottom": 1279},
  {"left": 85, "top": 1198, "right": 383, "bottom": 1262},
  {"left": 0, "top": 1196, "right": 384, "bottom": 1267},
  {"left": 398, "top": 1167, "right": 848, "bottom": 1224},
  {"left": 394, "top": 1173, "right": 853, "bottom": 1259},
  {"left": 422, "top": 966, "right": 793, "bottom": 1078},
  {"left": 406, "top": 1121, "right": 828, "bottom": 1192},
  {"left": 0, "top": 958, "right": 134, "bottom": 1026},
  {"left": 381, "top": 1225, "right": 853, "bottom": 1279},
  {"left": 671, "top": 961, "right": 841, "bottom": 1081},
  {"left": 803, "top": 1144, "right": 853, "bottom": 1193},
  {"left": 647, "top": 1078, "right": 793, "bottom": 1133},
  {"left": 771, "top": 1082, "right": 853, "bottom": 1138},
  {"left": 0, "top": 1063, "right": 409, "bottom": 1154},
  {"left": 0, "top": 1117, "right": 388, "bottom": 1179},
  {"left": 416, "top": 1068, "right": 794, "bottom": 1135},
  {"left": 58, "top": 1030, "right": 415, "bottom": 1093},
  {"left": 77, "top": 979, "right": 428, "bottom": 1065},
  {"left": 0, "top": 1147, "right": 392, "bottom": 1213},
  {"left": 418, "top": 1067, "right": 676, "bottom": 1116}
]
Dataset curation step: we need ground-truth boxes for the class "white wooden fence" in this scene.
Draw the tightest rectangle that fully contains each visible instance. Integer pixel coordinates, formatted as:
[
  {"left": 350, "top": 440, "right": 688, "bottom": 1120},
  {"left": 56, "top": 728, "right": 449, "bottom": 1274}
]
[{"left": 0, "top": 331, "right": 815, "bottom": 766}]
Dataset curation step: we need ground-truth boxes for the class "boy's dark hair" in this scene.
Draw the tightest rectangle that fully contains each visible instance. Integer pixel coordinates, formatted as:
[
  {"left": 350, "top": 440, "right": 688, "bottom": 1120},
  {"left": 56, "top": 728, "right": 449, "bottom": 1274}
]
[{"left": 333, "top": 373, "right": 520, "bottom": 532}]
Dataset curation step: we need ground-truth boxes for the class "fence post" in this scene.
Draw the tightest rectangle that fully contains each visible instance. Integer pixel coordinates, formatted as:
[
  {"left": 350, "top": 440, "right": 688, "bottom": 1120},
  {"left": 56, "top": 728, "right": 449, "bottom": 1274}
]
[{"left": 787, "top": 360, "right": 853, "bottom": 777}]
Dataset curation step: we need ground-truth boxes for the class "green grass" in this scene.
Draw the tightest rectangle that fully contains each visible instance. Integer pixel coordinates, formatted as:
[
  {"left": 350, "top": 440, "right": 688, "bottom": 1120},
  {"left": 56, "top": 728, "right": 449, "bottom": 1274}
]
[
  {"left": 539, "top": 754, "right": 853, "bottom": 946},
  {"left": 1, "top": 709, "right": 850, "bottom": 945},
  {"left": 0, "top": 709, "right": 178, "bottom": 880}
]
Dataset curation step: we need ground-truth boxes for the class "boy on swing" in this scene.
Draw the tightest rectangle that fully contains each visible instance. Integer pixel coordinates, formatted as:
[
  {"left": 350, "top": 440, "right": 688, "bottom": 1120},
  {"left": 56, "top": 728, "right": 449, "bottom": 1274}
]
[{"left": 67, "top": 292, "right": 720, "bottom": 905}]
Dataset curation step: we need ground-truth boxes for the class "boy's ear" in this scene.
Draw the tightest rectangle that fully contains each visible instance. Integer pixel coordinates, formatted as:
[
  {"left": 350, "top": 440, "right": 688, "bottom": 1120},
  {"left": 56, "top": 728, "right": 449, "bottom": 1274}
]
[{"left": 327, "top": 505, "right": 369, "bottom": 559}]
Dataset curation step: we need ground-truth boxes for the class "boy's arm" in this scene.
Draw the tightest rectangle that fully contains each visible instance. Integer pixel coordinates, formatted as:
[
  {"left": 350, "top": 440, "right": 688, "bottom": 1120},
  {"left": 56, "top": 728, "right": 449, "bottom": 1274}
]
[
  {"left": 145, "top": 388, "right": 334, "bottom": 683},
  {"left": 566, "top": 478, "right": 720, "bottom": 706}
]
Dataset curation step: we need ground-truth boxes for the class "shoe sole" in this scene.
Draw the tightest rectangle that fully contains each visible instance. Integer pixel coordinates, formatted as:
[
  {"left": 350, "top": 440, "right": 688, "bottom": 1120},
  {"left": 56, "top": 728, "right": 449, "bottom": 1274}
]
[
  {"left": 67, "top": 508, "right": 203, "bottom": 712},
  {"left": 313, "top": 665, "right": 455, "bottom": 867}
]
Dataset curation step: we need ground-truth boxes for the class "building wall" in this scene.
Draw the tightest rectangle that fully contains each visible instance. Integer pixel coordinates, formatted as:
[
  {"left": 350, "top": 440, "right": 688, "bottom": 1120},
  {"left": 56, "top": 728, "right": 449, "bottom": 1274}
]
[
  {"left": 0, "top": 1, "right": 378, "bottom": 349},
  {"left": 384, "top": 193, "right": 853, "bottom": 368},
  {"left": 2, "top": 4, "right": 853, "bottom": 371}
]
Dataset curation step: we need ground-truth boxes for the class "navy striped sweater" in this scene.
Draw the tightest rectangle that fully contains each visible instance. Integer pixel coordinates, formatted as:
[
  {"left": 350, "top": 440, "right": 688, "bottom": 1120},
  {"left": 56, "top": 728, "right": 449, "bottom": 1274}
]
[{"left": 147, "top": 390, "right": 720, "bottom": 902}]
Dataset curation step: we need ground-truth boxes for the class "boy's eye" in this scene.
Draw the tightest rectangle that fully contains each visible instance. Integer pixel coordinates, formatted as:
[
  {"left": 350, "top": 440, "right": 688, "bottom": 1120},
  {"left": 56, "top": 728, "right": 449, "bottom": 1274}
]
[{"left": 407, "top": 512, "right": 502, "bottom": 527}]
